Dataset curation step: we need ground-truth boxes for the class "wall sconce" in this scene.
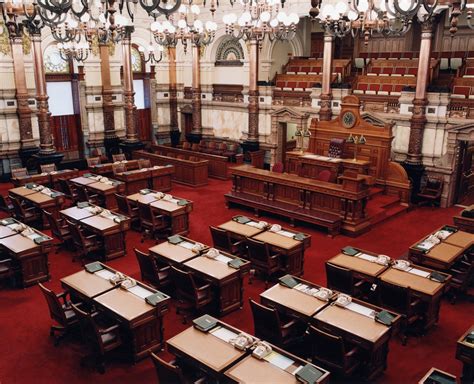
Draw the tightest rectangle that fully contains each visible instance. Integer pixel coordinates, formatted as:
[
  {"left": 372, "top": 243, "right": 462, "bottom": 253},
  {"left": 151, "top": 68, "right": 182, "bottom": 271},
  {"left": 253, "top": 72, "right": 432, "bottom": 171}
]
[{"left": 346, "top": 133, "right": 366, "bottom": 161}]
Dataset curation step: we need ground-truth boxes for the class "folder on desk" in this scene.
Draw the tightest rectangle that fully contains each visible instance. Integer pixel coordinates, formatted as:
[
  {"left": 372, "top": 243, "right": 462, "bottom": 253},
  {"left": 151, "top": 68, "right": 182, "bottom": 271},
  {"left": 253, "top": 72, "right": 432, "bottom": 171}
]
[
  {"left": 139, "top": 189, "right": 151, "bottom": 195},
  {"left": 25, "top": 183, "right": 37, "bottom": 189},
  {"left": 341, "top": 246, "right": 359, "bottom": 256},
  {"left": 34, "top": 236, "right": 50, "bottom": 244},
  {"left": 424, "top": 371, "right": 456, "bottom": 384},
  {"left": 233, "top": 215, "right": 251, "bottom": 224},
  {"left": 145, "top": 292, "right": 168, "bottom": 306},
  {"left": 465, "top": 331, "right": 474, "bottom": 344},
  {"left": 193, "top": 314, "right": 217, "bottom": 332},
  {"left": 83, "top": 173, "right": 92, "bottom": 177},
  {"left": 295, "top": 363, "right": 324, "bottom": 384},
  {"left": 279, "top": 274, "right": 299, "bottom": 288},
  {"left": 293, "top": 233, "right": 306, "bottom": 241},
  {"left": 429, "top": 271, "right": 447, "bottom": 283},
  {"left": 84, "top": 262, "right": 103, "bottom": 273},
  {"left": 177, "top": 199, "right": 188, "bottom": 206},
  {"left": 1, "top": 218, "right": 15, "bottom": 226},
  {"left": 227, "top": 258, "right": 245, "bottom": 269},
  {"left": 77, "top": 201, "right": 90, "bottom": 208},
  {"left": 441, "top": 225, "right": 458, "bottom": 233},
  {"left": 375, "top": 310, "right": 396, "bottom": 326},
  {"left": 168, "top": 235, "right": 183, "bottom": 245},
  {"left": 51, "top": 192, "right": 62, "bottom": 198}
]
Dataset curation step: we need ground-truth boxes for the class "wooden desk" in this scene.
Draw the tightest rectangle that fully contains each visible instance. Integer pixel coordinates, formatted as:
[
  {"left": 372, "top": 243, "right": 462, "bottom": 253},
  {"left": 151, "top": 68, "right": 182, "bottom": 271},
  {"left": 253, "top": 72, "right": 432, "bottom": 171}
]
[
  {"left": 149, "top": 197, "right": 193, "bottom": 236},
  {"left": 0, "top": 224, "right": 16, "bottom": 238},
  {"left": 62, "top": 264, "right": 170, "bottom": 362},
  {"left": 224, "top": 344, "right": 330, "bottom": 384},
  {"left": 260, "top": 279, "right": 333, "bottom": 321},
  {"left": 218, "top": 219, "right": 266, "bottom": 240},
  {"left": 151, "top": 144, "right": 230, "bottom": 181},
  {"left": 225, "top": 165, "right": 370, "bottom": 236},
  {"left": 166, "top": 322, "right": 246, "bottom": 379},
  {"left": 114, "top": 165, "right": 174, "bottom": 194},
  {"left": 0, "top": 225, "right": 52, "bottom": 287},
  {"left": 133, "top": 150, "right": 208, "bottom": 187},
  {"left": 149, "top": 165, "right": 174, "bottom": 191},
  {"left": 69, "top": 176, "right": 96, "bottom": 186},
  {"left": 252, "top": 230, "right": 310, "bottom": 276},
  {"left": 453, "top": 206, "right": 474, "bottom": 233},
  {"left": 409, "top": 226, "right": 472, "bottom": 270},
  {"left": 89, "top": 160, "right": 140, "bottom": 176},
  {"left": 418, "top": 367, "right": 457, "bottom": 384},
  {"left": 60, "top": 205, "right": 131, "bottom": 260},
  {"left": 456, "top": 325, "right": 474, "bottom": 382},
  {"left": 48, "top": 169, "right": 80, "bottom": 190},
  {"left": 149, "top": 239, "right": 202, "bottom": 265},
  {"left": 379, "top": 266, "right": 450, "bottom": 331},
  {"left": 11, "top": 169, "right": 79, "bottom": 189},
  {"left": 183, "top": 254, "right": 249, "bottom": 316},
  {"left": 11, "top": 173, "right": 50, "bottom": 187},
  {"left": 327, "top": 251, "right": 389, "bottom": 284},
  {"left": 70, "top": 174, "right": 125, "bottom": 210},
  {"left": 312, "top": 300, "right": 400, "bottom": 380}
]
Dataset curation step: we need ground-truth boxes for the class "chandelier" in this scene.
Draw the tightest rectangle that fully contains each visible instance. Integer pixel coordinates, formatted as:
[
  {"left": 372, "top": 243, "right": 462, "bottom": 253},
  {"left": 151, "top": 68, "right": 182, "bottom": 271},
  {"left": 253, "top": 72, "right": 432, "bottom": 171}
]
[
  {"left": 57, "top": 33, "right": 91, "bottom": 62},
  {"left": 222, "top": 0, "right": 299, "bottom": 45},
  {"left": 151, "top": 4, "right": 217, "bottom": 52},
  {"left": 139, "top": 39, "right": 163, "bottom": 63}
]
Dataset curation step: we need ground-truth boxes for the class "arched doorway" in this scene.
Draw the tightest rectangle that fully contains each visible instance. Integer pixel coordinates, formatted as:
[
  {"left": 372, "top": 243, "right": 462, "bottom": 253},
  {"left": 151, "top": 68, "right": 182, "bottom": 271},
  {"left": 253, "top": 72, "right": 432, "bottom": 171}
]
[{"left": 44, "top": 45, "right": 84, "bottom": 160}]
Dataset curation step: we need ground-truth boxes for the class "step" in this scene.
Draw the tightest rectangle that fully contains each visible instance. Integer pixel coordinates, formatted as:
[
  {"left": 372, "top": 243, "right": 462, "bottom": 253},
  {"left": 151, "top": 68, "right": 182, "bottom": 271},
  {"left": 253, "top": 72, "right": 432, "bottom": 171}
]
[{"left": 370, "top": 204, "right": 407, "bottom": 226}]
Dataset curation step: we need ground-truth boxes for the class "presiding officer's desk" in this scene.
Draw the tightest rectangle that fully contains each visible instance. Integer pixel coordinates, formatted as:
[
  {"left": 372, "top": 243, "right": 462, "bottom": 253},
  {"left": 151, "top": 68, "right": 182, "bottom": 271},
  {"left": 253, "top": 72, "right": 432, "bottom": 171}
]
[
  {"left": 260, "top": 277, "right": 337, "bottom": 321},
  {"left": 61, "top": 262, "right": 170, "bottom": 361},
  {"left": 312, "top": 298, "right": 400, "bottom": 380}
]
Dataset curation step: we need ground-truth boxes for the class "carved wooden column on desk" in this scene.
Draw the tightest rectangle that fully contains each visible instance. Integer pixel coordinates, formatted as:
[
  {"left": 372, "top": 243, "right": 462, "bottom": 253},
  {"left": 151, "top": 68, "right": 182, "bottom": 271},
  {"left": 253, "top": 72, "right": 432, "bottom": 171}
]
[
  {"left": 168, "top": 45, "right": 180, "bottom": 146},
  {"left": 187, "top": 43, "right": 202, "bottom": 143},
  {"left": 404, "top": 20, "right": 434, "bottom": 202},
  {"left": 319, "top": 28, "right": 334, "bottom": 121},
  {"left": 119, "top": 26, "right": 144, "bottom": 157}
]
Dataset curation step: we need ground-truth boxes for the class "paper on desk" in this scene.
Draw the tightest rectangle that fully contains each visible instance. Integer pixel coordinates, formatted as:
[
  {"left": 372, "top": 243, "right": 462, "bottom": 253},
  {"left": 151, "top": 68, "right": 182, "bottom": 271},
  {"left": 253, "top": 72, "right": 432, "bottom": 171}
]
[
  {"left": 346, "top": 302, "right": 376, "bottom": 319},
  {"left": 417, "top": 241, "right": 436, "bottom": 251},
  {"left": 276, "top": 230, "right": 295, "bottom": 238},
  {"left": 407, "top": 268, "right": 430, "bottom": 278},
  {"left": 128, "top": 285, "right": 154, "bottom": 299},
  {"left": 95, "top": 269, "right": 116, "bottom": 280},
  {"left": 179, "top": 241, "right": 195, "bottom": 250},
  {"left": 357, "top": 253, "right": 378, "bottom": 262},
  {"left": 215, "top": 254, "right": 233, "bottom": 264},
  {"left": 246, "top": 221, "right": 261, "bottom": 228},
  {"left": 264, "top": 352, "right": 294, "bottom": 370},
  {"left": 210, "top": 326, "right": 239, "bottom": 343},
  {"left": 169, "top": 198, "right": 179, "bottom": 204}
]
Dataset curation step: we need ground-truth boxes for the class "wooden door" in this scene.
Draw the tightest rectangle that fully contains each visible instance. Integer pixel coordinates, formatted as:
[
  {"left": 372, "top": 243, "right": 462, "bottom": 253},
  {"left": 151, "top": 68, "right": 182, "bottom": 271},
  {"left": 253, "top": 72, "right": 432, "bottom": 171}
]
[
  {"left": 50, "top": 114, "right": 82, "bottom": 160},
  {"left": 137, "top": 108, "right": 152, "bottom": 142},
  {"left": 183, "top": 113, "right": 193, "bottom": 136},
  {"left": 456, "top": 141, "right": 474, "bottom": 204},
  {"left": 311, "top": 33, "right": 324, "bottom": 58}
]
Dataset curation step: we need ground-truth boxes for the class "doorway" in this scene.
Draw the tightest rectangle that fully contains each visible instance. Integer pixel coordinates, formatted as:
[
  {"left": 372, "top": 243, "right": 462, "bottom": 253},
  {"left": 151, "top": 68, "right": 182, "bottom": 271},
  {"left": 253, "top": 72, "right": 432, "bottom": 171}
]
[
  {"left": 278, "top": 122, "right": 297, "bottom": 167},
  {"left": 455, "top": 140, "right": 474, "bottom": 205}
]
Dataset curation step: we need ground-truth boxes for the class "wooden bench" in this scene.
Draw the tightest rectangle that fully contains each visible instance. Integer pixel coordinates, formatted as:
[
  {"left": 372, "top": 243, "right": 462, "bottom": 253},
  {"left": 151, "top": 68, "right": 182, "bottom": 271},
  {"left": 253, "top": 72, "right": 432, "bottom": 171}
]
[{"left": 225, "top": 190, "right": 341, "bottom": 237}]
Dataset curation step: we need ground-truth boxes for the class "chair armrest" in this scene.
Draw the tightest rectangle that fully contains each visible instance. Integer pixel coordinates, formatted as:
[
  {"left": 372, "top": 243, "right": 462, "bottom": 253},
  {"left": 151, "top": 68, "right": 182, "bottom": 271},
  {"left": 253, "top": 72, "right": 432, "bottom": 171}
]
[
  {"left": 0, "top": 258, "right": 12, "bottom": 265},
  {"left": 196, "top": 283, "right": 212, "bottom": 292},
  {"left": 345, "top": 347, "right": 359, "bottom": 358},
  {"left": 56, "top": 291, "right": 68, "bottom": 299},
  {"left": 450, "top": 268, "right": 464, "bottom": 274},
  {"left": 99, "top": 324, "right": 120, "bottom": 334},
  {"left": 232, "top": 240, "right": 246, "bottom": 247},
  {"left": 410, "top": 299, "right": 421, "bottom": 308},
  {"left": 85, "top": 234, "right": 97, "bottom": 240},
  {"left": 281, "top": 319, "right": 297, "bottom": 330},
  {"left": 354, "top": 280, "right": 365, "bottom": 287},
  {"left": 158, "top": 265, "right": 171, "bottom": 273},
  {"left": 269, "top": 253, "right": 280, "bottom": 260}
]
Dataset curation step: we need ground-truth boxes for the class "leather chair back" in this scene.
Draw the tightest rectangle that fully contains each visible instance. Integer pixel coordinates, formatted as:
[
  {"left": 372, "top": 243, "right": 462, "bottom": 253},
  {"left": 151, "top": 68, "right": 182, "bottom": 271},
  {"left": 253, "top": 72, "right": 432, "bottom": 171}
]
[
  {"left": 306, "top": 325, "right": 345, "bottom": 368},
  {"left": 138, "top": 158, "right": 151, "bottom": 169},
  {"left": 249, "top": 299, "right": 282, "bottom": 344},
  {"left": 135, "top": 249, "right": 158, "bottom": 284},
  {"left": 11, "top": 167, "right": 28, "bottom": 178},
  {"left": 39, "top": 283, "right": 67, "bottom": 326},
  {"left": 378, "top": 280, "right": 412, "bottom": 316},
  {"left": 171, "top": 266, "right": 197, "bottom": 302},
  {"left": 86, "top": 157, "right": 101, "bottom": 167},
  {"left": 40, "top": 164, "right": 56, "bottom": 173},
  {"left": 210, "top": 226, "right": 231, "bottom": 253},
  {"left": 150, "top": 353, "right": 186, "bottom": 384},
  {"left": 325, "top": 263, "right": 354, "bottom": 295},
  {"left": 112, "top": 153, "right": 126, "bottom": 162}
]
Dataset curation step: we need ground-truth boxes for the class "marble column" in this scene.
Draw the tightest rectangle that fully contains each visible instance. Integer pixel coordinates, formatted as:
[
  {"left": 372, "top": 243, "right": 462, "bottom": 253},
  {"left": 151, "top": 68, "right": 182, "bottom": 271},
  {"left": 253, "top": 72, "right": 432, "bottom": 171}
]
[
  {"left": 245, "top": 37, "right": 260, "bottom": 152},
  {"left": 168, "top": 45, "right": 180, "bottom": 146},
  {"left": 319, "top": 28, "right": 334, "bottom": 121},
  {"left": 188, "top": 43, "right": 202, "bottom": 143}
]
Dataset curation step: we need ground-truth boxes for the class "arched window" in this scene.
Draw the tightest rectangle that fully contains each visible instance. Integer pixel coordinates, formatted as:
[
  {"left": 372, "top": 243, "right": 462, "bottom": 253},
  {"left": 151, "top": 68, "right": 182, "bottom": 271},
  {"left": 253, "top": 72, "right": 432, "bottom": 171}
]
[{"left": 215, "top": 36, "right": 244, "bottom": 66}]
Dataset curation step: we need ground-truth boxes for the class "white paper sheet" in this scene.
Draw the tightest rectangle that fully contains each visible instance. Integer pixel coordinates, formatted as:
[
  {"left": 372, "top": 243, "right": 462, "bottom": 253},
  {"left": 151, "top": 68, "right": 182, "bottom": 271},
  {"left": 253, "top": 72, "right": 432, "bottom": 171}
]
[
  {"left": 407, "top": 268, "right": 431, "bottom": 278},
  {"left": 417, "top": 241, "right": 436, "bottom": 250},
  {"left": 210, "top": 326, "right": 239, "bottom": 343},
  {"left": 169, "top": 198, "right": 179, "bottom": 204},
  {"left": 95, "top": 269, "right": 116, "bottom": 280},
  {"left": 346, "top": 302, "right": 376, "bottom": 319},
  {"left": 246, "top": 221, "right": 261, "bottom": 227},
  {"left": 128, "top": 285, "right": 154, "bottom": 299},
  {"left": 215, "top": 254, "right": 233, "bottom": 264},
  {"left": 264, "top": 352, "right": 294, "bottom": 370},
  {"left": 357, "top": 253, "right": 378, "bottom": 262},
  {"left": 276, "top": 230, "right": 295, "bottom": 238},
  {"left": 179, "top": 241, "right": 195, "bottom": 250}
]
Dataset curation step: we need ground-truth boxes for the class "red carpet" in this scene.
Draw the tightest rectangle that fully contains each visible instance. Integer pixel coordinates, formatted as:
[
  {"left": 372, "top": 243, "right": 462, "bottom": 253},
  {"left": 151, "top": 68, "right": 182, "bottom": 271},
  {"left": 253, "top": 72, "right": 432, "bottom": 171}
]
[{"left": 0, "top": 178, "right": 472, "bottom": 383}]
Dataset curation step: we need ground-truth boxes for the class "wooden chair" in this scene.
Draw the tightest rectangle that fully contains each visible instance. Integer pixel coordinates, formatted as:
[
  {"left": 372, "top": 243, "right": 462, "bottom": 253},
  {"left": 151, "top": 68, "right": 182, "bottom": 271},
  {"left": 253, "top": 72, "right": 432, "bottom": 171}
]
[
  {"left": 328, "top": 138, "right": 345, "bottom": 158},
  {"left": 305, "top": 325, "right": 360, "bottom": 378},
  {"left": 0, "top": 194, "right": 14, "bottom": 213},
  {"left": 86, "top": 157, "right": 101, "bottom": 168},
  {"left": 377, "top": 280, "right": 423, "bottom": 345},
  {"left": 70, "top": 303, "right": 122, "bottom": 374},
  {"left": 112, "top": 153, "right": 126, "bottom": 162},
  {"left": 10, "top": 196, "right": 41, "bottom": 226},
  {"left": 209, "top": 226, "right": 245, "bottom": 256},
  {"left": 272, "top": 162, "right": 284, "bottom": 173},
  {"left": 198, "top": 141, "right": 207, "bottom": 152},
  {"left": 0, "top": 258, "right": 15, "bottom": 287},
  {"left": 90, "top": 147, "right": 108, "bottom": 163},
  {"left": 76, "top": 186, "right": 100, "bottom": 206},
  {"left": 112, "top": 163, "right": 126, "bottom": 175},
  {"left": 318, "top": 170, "right": 332, "bottom": 182},
  {"left": 202, "top": 141, "right": 217, "bottom": 154},
  {"left": 58, "top": 178, "right": 79, "bottom": 203},
  {"left": 246, "top": 238, "right": 282, "bottom": 287},
  {"left": 40, "top": 163, "right": 56, "bottom": 173},
  {"left": 43, "top": 210, "right": 71, "bottom": 253},
  {"left": 212, "top": 142, "right": 227, "bottom": 156},
  {"left": 11, "top": 167, "right": 28, "bottom": 178},
  {"left": 150, "top": 352, "right": 206, "bottom": 384},
  {"left": 115, "top": 193, "right": 139, "bottom": 228},
  {"left": 325, "top": 263, "right": 366, "bottom": 298},
  {"left": 137, "top": 202, "right": 171, "bottom": 243},
  {"left": 249, "top": 299, "right": 304, "bottom": 349},
  {"left": 134, "top": 248, "right": 171, "bottom": 289},
  {"left": 67, "top": 220, "right": 103, "bottom": 264},
  {"left": 38, "top": 283, "right": 80, "bottom": 346},
  {"left": 138, "top": 158, "right": 151, "bottom": 169},
  {"left": 448, "top": 257, "right": 474, "bottom": 304},
  {"left": 171, "top": 266, "right": 213, "bottom": 324},
  {"left": 417, "top": 177, "right": 443, "bottom": 207},
  {"left": 182, "top": 141, "right": 192, "bottom": 150},
  {"left": 223, "top": 143, "right": 239, "bottom": 162},
  {"left": 191, "top": 143, "right": 201, "bottom": 152}
]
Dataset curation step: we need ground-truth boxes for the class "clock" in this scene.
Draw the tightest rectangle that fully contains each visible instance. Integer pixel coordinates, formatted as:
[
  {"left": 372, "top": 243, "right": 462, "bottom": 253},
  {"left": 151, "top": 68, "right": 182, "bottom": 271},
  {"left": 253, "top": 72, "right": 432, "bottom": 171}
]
[{"left": 341, "top": 111, "right": 356, "bottom": 129}]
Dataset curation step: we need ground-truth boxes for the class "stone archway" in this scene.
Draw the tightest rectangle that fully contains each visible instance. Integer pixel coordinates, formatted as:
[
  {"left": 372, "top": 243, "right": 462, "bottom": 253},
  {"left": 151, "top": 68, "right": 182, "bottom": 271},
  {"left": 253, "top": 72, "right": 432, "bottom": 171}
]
[
  {"left": 444, "top": 123, "right": 474, "bottom": 206},
  {"left": 270, "top": 107, "right": 309, "bottom": 165}
]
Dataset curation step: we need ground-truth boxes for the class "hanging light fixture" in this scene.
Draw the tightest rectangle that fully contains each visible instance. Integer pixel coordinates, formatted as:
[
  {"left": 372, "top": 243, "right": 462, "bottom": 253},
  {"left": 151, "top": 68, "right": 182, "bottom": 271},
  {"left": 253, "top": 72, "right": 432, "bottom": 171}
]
[
  {"left": 151, "top": 4, "right": 217, "bottom": 52},
  {"left": 222, "top": 0, "right": 299, "bottom": 46},
  {"left": 139, "top": 40, "right": 163, "bottom": 63},
  {"left": 57, "top": 28, "right": 91, "bottom": 62}
]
